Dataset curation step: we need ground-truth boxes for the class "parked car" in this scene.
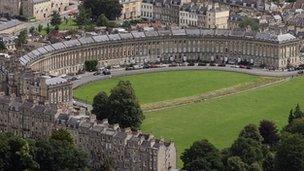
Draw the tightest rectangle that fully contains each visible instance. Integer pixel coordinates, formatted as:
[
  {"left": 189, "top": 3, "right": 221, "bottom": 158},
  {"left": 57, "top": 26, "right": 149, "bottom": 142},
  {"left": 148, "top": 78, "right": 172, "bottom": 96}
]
[
  {"left": 169, "top": 63, "right": 178, "bottom": 67},
  {"left": 298, "top": 70, "right": 304, "bottom": 74},
  {"left": 198, "top": 62, "right": 207, "bottom": 66},
  {"left": 133, "top": 64, "right": 143, "bottom": 70},
  {"left": 218, "top": 63, "right": 226, "bottom": 67},
  {"left": 102, "top": 69, "right": 111, "bottom": 75},
  {"left": 93, "top": 71, "right": 102, "bottom": 76},
  {"left": 209, "top": 62, "right": 216, "bottom": 66},
  {"left": 188, "top": 62, "right": 195, "bottom": 66}
]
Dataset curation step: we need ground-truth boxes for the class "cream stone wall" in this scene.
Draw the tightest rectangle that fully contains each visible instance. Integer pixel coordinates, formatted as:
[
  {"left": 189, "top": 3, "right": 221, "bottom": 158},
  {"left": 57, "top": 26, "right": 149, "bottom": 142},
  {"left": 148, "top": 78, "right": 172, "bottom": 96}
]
[
  {"left": 23, "top": 0, "right": 69, "bottom": 21},
  {"left": 23, "top": 0, "right": 51, "bottom": 20},
  {"left": 20, "top": 29, "right": 301, "bottom": 75},
  {"left": 120, "top": 0, "right": 142, "bottom": 20},
  {"left": 206, "top": 9, "right": 229, "bottom": 29}
]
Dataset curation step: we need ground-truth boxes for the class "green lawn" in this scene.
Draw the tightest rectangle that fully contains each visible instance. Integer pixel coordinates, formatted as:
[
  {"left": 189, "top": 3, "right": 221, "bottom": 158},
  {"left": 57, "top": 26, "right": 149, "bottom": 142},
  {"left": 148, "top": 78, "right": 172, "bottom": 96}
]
[
  {"left": 59, "top": 18, "right": 78, "bottom": 30},
  {"left": 74, "top": 70, "right": 260, "bottom": 104},
  {"left": 39, "top": 18, "right": 78, "bottom": 36},
  {"left": 141, "top": 76, "right": 304, "bottom": 166}
]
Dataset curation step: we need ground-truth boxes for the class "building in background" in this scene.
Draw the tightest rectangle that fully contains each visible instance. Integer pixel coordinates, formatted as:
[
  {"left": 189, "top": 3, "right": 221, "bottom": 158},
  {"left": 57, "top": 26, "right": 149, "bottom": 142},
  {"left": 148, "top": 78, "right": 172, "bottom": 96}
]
[
  {"left": 141, "top": 0, "right": 155, "bottom": 20},
  {"left": 205, "top": 3, "right": 229, "bottom": 29},
  {"left": 22, "top": 0, "right": 70, "bottom": 21},
  {"left": 0, "top": 0, "right": 22, "bottom": 17},
  {"left": 120, "top": 0, "right": 142, "bottom": 20},
  {"left": 179, "top": 2, "right": 229, "bottom": 28}
]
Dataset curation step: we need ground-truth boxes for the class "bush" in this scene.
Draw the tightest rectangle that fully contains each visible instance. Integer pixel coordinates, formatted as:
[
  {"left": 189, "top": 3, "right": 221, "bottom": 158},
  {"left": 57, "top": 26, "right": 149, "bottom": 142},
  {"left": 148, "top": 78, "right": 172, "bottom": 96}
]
[{"left": 84, "top": 60, "right": 98, "bottom": 72}]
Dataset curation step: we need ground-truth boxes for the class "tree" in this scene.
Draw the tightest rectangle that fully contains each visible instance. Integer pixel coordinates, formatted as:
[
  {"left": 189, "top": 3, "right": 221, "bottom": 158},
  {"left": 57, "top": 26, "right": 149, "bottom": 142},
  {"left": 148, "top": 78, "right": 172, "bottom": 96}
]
[
  {"left": 46, "top": 25, "right": 51, "bottom": 34},
  {"left": 50, "top": 11, "right": 62, "bottom": 26},
  {"left": 76, "top": 6, "right": 92, "bottom": 26},
  {"left": 288, "top": 104, "right": 304, "bottom": 123},
  {"left": 50, "top": 129, "right": 74, "bottom": 147},
  {"left": 82, "top": 0, "right": 122, "bottom": 21},
  {"left": 84, "top": 60, "right": 98, "bottom": 71},
  {"left": 226, "top": 156, "right": 247, "bottom": 171},
  {"left": 34, "top": 139, "right": 88, "bottom": 171},
  {"left": 229, "top": 137, "right": 264, "bottom": 165},
  {"left": 108, "top": 81, "right": 144, "bottom": 130},
  {"left": 181, "top": 139, "right": 224, "bottom": 171},
  {"left": 258, "top": 120, "right": 279, "bottom": 147},
  {"left": 91, "top": 91, "right": 110, "bottom": 120},
  {"left": 275, "top": 133, "right": 304, "bottom": 171},
  {"left": 0, "top": 41, "right": 6, "bottom": 52},
  {"left": 284, "top": 118, "right": 304, "bottom": 136},
  {"left": 0, "top": 133, "right": 38, "bottom": 171},
  {"left": 248, "top": 162, "right": 262, "bottom": 171},
  {"left": 16, "top": 30, "right": 28, "bottom": 48},
  {"left": 92, "top": 81, "right": 144, "bottom": 130},
  {"left": 38, "top": 24, "right": 43, "bottom": 33},
  {"left": 239, "top": 124, "right": 263, "bottom": 142},
  {"left": 96, "top": 14, "right": 109, "bottom": 27},
  {"left": 239, "top": 17, "right": 259, "bottom": 32},
  {"left": 263, "top": 152, "right": 275, "bottom": 171},
  {"left": 29, "top": 26, "right": 35, "bottom": 35}
]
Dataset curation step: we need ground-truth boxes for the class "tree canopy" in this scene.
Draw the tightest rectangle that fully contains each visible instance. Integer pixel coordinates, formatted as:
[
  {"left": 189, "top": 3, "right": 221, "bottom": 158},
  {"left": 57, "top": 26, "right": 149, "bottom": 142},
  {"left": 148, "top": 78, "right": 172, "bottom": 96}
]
[
  {"left": 181, "top": 104, "right": 304, "bottom": 170},
  {"left": 84, "top": 60, "right": 98, "bottom": 72},
  {"left": 239, "top": 124, "right": 263, "bottom": 142},
  {"left": 50, "top": 129, "right": 74, "bottom": 147},
  {"left": 96, "top": 14, "right": 109, "bottom": 27},
  {"left": 239, "top": 17, "right": 259, "bottom": 32},
  {"left": 0, "top": 41, "right": 6, "bottom": 52},
  {"left": 284, "top": 118, "right": 304, "bottom": 136},
  {"left": 288, "top": 104, "right": 304, "bottom": 123},
  {"left": 275, "top": 133, "right": 304, "bottom": 171},
  {"left": 0, "top": 133, "right": 38, "bottom": 171},
  {"left": 16, "top": 30, "right": 28, "bottom": 48},
  {"left": 181, "top": 139, "right": 224, "bottom": 171},
  {"left": 82, "top": 0, "right": 122, "bottom": 21},
  {"left": 92, "top": 91, "right": 110, "bottom": 120},
  {"left": 92, "top": 81, "right": 144, "bottom": 130},
  {"left": 258, "top": 120, "right": 279, "bottom": 147},
  {"left": 0, "top": 132, "right": 88, "bottom": 171},
  {"left": 76, "top": 6, "right": 92, "bottom": 26},
  {"left": 50, "top": 11, "right": 62, "bottom": 26}
]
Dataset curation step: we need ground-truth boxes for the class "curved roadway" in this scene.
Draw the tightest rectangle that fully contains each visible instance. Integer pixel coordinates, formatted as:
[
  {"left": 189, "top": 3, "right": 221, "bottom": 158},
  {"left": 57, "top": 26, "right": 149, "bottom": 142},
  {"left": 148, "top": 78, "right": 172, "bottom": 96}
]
[{"left": 72, "top": 66, "right": 299, "bottom": 89}]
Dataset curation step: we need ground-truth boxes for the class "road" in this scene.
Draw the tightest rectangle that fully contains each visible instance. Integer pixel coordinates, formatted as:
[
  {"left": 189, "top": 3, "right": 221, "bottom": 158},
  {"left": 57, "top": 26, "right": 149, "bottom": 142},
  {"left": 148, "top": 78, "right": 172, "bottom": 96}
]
[{"left": 72, "top": 66, "right": 299, "bottom": 89}]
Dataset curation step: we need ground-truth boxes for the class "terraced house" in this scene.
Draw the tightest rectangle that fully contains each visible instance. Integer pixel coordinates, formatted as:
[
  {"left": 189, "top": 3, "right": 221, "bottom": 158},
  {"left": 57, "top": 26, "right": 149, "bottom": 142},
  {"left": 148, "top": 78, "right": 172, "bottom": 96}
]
[
  {"left": 0, "top": 54, "right": 177, "bottom": 171},
  {"left": 20, "top": 28, "right": 301, "bottom": 76}
]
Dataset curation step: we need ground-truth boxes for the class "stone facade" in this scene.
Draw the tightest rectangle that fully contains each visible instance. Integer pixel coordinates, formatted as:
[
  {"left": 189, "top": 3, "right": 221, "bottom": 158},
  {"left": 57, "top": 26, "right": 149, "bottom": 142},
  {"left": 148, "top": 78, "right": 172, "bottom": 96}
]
[
  {"left": 0, "top": 95, "right": 176, "bottom": 171},
  {"left": 20, "top": 29, "right": 301, "bottom": 76},
  {"left": 179, "top": 3, "right": 229, "bottom": 28},
  {"left": 141, "top": 0, "right": 154, "bottom": 20},
  {"left": 0, "top": 96, "right": 56, "bottom": 139},
  {"left": 0, "top": 0, "right": 22, "bottom": 17},
  {"left": 22, "top": 0, "right": 69, "bottom": 21},
  {"left": 0, "top": 53, "right": 177, "bottom": 171},
  {"left": 60, "top": 115, "right": 176, "bottom": 171},
  {"left": 120, "top": 0, "right": 142, "bottom": 20}
]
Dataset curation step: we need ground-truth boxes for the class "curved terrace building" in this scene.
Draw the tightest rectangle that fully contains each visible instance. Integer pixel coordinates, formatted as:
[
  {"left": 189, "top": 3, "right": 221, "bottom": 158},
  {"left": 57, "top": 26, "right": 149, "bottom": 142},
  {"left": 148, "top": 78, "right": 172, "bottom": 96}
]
[{"left": 20, "top": 29, "right": 300, "bottom": 75}]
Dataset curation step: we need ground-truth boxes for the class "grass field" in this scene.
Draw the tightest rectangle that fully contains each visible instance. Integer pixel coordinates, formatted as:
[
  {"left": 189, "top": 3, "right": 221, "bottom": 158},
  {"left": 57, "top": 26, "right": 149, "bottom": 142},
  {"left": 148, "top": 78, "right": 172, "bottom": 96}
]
[
  {"left": 74, "top": 70, "right": 260, "bottom": 104},
  {"left": 73, "top": 70, "right": 304, "bottom": 167},
  {"left": 141, "top": 76, "right": 304, "bottom": 166}
]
